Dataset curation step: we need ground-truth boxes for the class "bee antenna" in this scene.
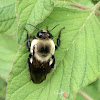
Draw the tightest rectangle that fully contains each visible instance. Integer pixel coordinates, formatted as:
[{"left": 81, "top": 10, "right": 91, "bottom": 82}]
[
  {"left": 49, "top": 24, "right": 60, "bottom": 32},
  {"left": 27, "top": 24, "right": 40, "bottom": 31}
]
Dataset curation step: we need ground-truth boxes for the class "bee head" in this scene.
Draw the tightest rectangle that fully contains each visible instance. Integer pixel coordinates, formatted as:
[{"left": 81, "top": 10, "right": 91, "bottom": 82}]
[
  {"left": 27, "top": 24, "right": 60, "bottom": 40},
  {"left": 37, "top": 30, "right": 53, "bottom": 39}
]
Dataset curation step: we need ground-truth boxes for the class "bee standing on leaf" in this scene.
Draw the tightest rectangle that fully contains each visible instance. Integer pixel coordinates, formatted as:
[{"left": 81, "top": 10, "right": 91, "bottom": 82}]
[{"left": 24, "top": 24, "right": 65, "bottom": 84}]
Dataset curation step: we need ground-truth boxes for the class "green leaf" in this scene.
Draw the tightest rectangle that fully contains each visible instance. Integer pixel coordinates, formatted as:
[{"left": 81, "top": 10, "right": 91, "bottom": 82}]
[
  {"left": 16, "top": 0, "right": 54, "bottom": 44},
  {"left": 76, "top": 79, "right": 100, "bottom": 100},
  {"left": 0, "top": 0, "right": 19, "bottom": 80},
  {"left": 7, "top": 1, "right": 100, "bottom": 100},
  {"left": 0, "top": 0, "right": 17, "bottom": 35},
  {"left": 0, "top": 77, "right": 7, "bottom": 100},
  {"left": 55, "top": 0, "right": 72, "bottom": 2},
  {"left": 97, "top": 13, "right": 100, "bottom": 22},
  {"left": 0, "top": 34, "right": 19, "bottom": 81}
]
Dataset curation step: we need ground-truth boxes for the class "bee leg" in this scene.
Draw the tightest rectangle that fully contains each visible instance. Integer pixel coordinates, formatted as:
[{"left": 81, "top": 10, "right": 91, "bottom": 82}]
[
  {"left": 48, "top": 55, "right": 55, "bottom": 73},
  {"left": 28, "top": 54, "right": 32, "bottom": 80},
  {"left": 27, "top": 54, "right": 32, "bottom": 69},
  {"left": 28, "top": 58, "right": 32, "bottom": 81},
  {"left": 24, "top": 28, "right": 31, "bottom": 51},
  {"left": 49, "top": 55, "right": 55, "bottom": 68},
  {"left": 55, "top": 27, "right": 65, "bottom": 50}
]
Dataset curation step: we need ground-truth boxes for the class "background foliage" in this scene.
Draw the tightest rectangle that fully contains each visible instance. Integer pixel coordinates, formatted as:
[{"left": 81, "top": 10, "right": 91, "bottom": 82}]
[{"left": 0, "top": 0, "right": 100, "bottom": 100}]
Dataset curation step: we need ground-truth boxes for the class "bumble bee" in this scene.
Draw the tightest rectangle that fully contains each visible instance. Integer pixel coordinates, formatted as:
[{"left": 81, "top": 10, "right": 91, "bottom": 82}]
[{"left": 24, "top": 24, "right": 65, "bottom": 84}]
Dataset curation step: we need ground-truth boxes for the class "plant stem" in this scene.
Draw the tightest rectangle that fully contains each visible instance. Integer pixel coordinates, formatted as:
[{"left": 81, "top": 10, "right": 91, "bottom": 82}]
[
  {"left": 79, "top": 91, "right": 94, "bottom": 100},
  {"left": 70, "top": 4, "right": 89, "bottom": 10}
]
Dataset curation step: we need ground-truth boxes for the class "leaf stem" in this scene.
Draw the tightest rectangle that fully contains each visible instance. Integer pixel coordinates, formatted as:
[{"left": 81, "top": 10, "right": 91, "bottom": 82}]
[
  {"left": 79, "top": 91, "right": 94, "bottom": 100},
  {"left": 70, "top": 4, "right": 89, "bottom": 10},
  {"left": 93, "top": 1, "right": 100, "bottom": 11},
  {"left": 93, "top": 1, "right": 100, "bottom": 16},
  {"left": 70, "top": 1, "right": 100, "bottom": 16}
]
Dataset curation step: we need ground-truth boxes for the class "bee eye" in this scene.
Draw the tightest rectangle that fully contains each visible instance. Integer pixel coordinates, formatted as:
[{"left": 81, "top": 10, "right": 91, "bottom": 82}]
[
  {"left": 47, "top": 34, "right": 50, "bottom": 37},
  {"left": 37, "top": 32, "right": 43, "bottom": 38},
  {"left": 48, "top": 33, "right": 53, "bottom": 39},
  {"left": 39, "top": 32, "right": 42, "bottom": 37}
]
